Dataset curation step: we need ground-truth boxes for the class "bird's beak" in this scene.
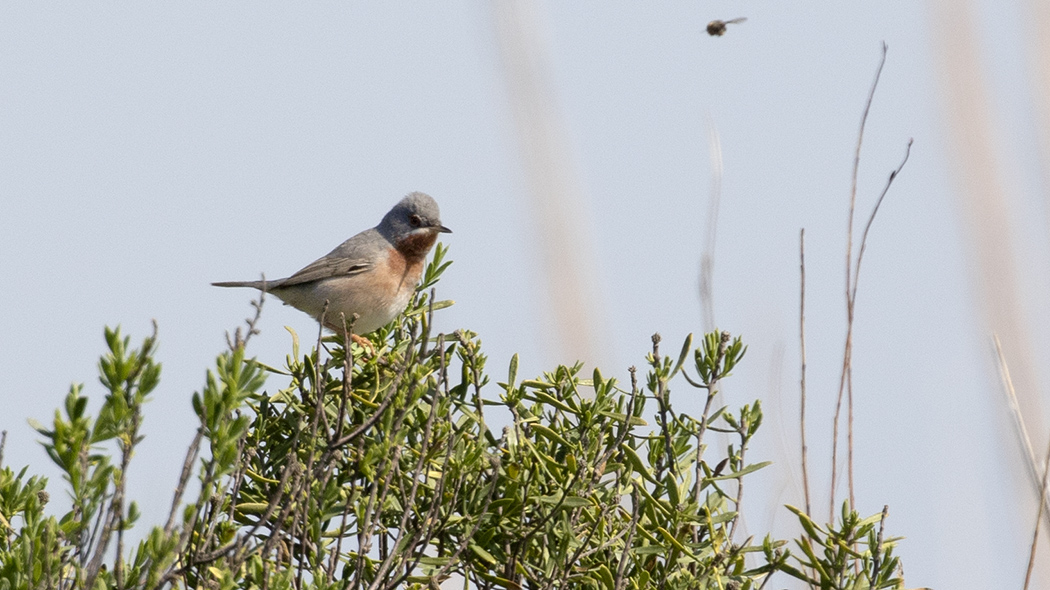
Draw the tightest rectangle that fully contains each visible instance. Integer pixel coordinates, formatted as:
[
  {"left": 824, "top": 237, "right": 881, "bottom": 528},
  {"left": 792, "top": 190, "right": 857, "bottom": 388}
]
[{"left": 435, "top": 224, "right": 452, "bottom": 234}]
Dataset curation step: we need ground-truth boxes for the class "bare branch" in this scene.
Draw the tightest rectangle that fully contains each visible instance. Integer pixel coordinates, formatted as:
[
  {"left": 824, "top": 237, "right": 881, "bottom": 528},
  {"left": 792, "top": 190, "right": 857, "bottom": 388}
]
[
  {"left": 614, "top": 485, "right": 641, "bottom": 590},
  {"left": 426, "top": 458, "right": 502, "bottom": 589},
  {"left": 700, "top": 121, "right": 723, "bottom": 332},
  {"left": 799, "top": 228, "right": 811, "bottom": 517},
  {"left": 1024, "top": 435, "right": 1050, "bottom": 590},
  {"left": 165, "top": 428, "right": 203, "bottom": 535},
  {"left": 226, "top": 276, "right": 267, "bottom": 351},
  {"left": 832, "top": 41, "right": 890, "bottom": 521},
  {"left": 845, "top": 42, "right": 889, "bottom": 302},
  {"left": 852, "top": 138, "right": 914, "bottom": 298},
  {"left": 872, "top": 505, "right": 889, "bottom": 584},
  {"left": 993, "top": 335, "right": 1050, "bottom": 529}
]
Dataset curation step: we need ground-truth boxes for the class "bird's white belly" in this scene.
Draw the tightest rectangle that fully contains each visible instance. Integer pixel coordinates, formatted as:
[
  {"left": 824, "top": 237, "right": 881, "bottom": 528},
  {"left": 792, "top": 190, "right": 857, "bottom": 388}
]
[
  {"left": 317, "top": 277, "right": 414, "bottom": 334},
  {"left": 272, "top": 273, "right": 415, "bottom": 334}
]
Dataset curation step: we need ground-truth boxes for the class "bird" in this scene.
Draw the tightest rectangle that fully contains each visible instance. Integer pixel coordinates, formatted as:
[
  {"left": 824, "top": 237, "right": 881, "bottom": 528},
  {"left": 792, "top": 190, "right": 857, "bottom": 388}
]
[
  {"left": 213, "top": 191, "right": 451, "bottom": 346},
  {"left": 706, "top": 17, "right": 747, "bottom": 37}
]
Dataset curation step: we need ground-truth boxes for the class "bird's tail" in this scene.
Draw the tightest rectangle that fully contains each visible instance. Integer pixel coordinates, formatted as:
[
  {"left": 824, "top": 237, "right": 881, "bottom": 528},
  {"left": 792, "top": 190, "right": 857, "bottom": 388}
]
[{"left": 211, "top": 280, "right": 275, "bottom": 290}]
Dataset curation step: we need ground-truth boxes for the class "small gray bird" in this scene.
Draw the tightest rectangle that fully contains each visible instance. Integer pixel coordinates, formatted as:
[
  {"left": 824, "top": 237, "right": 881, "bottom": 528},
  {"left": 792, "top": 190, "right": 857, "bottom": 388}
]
[{"left": 213, "top": 192, "right": 451, "bottom": 337}]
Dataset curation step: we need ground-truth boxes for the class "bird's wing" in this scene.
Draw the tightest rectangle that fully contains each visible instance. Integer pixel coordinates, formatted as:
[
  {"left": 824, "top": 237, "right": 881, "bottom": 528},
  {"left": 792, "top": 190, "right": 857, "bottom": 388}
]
[
  {"left": 269, "top": 229, "right": 388, "bottom": 288},
  {"left": 276, "top": 230, "right": 386, "bottom": 287},
  {"left": 278, "top": 255, "right": 374, "bottom": 287}
]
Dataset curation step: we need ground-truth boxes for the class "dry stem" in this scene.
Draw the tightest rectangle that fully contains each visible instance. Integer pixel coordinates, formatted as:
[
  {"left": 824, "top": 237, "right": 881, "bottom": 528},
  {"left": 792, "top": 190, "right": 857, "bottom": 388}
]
[
  {"left": 994, "top": 334, "right": 1050, "bottom": 530},
  {"left": 1023, "top": 433, "right": 1050, "bottom": 590},
  {"left": 799, "top": 229, "right": 811, "bottom": 516},
  {"left": 831, "top": 42, "right": 917, "bottom": 521}
]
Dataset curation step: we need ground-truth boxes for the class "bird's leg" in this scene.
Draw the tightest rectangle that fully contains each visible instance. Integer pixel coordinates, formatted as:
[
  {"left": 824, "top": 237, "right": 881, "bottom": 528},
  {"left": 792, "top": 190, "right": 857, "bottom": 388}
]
[
  {"left": 331, "top": 313, "right": 375, "bottom": 356},
  {"left": 350, "top": 333, "right": 376, "bottom": 355}
]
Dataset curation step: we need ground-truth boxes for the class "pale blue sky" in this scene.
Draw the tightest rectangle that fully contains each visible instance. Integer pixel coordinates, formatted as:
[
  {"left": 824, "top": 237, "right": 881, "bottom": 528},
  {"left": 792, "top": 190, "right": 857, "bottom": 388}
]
[{"left": 2, "top": 3, "right": 1048, "bottom": 588}]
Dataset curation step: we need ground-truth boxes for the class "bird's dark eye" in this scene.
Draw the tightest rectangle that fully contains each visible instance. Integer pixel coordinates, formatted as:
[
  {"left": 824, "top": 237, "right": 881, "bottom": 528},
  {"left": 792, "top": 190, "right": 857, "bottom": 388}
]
[{"left": 409, "top": 214, "right": 423, "bottom": 228}]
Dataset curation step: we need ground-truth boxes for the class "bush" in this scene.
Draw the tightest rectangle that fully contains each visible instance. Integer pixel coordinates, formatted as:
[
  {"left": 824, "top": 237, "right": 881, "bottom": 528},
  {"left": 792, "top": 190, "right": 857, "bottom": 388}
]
[{"left": 0, "top": 246, "right": 904, "bottom": 589}]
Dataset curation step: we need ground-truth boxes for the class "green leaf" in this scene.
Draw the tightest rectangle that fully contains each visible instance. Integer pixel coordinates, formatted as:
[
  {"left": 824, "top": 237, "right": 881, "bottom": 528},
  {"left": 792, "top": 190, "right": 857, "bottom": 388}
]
[
  {"left": 707, "top": 461, "right": 772, "bottom": 482},
  {"left": 521, "top": 379, "right": 554, "bottom": 390},
  {"left": 598, "top": 410, "right": 648, "bottom": 426},
  {"left": 469, "top": 543, "right": 499, "bottom": 565},
  {"left": 671, "top": 333, "right": 693, "bottom": 379},
  {"left": 405, "top": 299, "right": 455, "bottom": 316},
  {"left": 508, "top": 354, "right": 519, "bottom": 389},
  {"left": 786, "top": 505, "right": 824, "bottom": 541},
  {"left": 595, "top": 564, "right": 615, "bottom": 590},
  {"left": 656, "top": 526, "right": 689, "bottom": 553},
  {"left": 527, "top": 389, "right": 578, "bottom": 414},
  {"left": 622, "top": 446, "right": 659, "bottom": 484},
  {"left": 530, "top": 423, "right": 572, "bottom": 448},
  {"left": 561, "top": 496, "right": 592, "bottom": 507}
]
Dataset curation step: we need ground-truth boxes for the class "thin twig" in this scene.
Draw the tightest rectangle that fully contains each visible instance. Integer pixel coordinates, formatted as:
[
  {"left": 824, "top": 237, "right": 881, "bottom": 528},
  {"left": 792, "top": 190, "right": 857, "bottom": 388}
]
[
  {"left": 848, "top": 368, "right": 855, "bottom": 514},
  {"left": 242, "top": 287, "right": 266, "bottom": 348},
  {"left": 700, "top": 121, "right": 723, "bottom": 332},
  {"left": 438, "top": 333, "right": 450, "bottom": 399},
  {"left": 364, "top": 449, "right": 404, "bottom": 590},
  {"left": 994, "top": 335, "right": 1050, "bottom": 528},
  {"left": 369, "top": 370, "right": 445, "bottom": 590},
  {"left": 845, "top": 42, "right": 889, "bottom": 311},
  {"left": 226, "top": 436, "right": 249, "bottom": 523},
  {"left": 428, "top": 459, "right": 502, "bottom": 588},
  {"left": 114, "top": 412, "right": 142, "bottom": 590},
  {"left": 328, "top": 494, "right": 354, "bottom": 583},
  {"left": 389, "top": 375, "right": 460, "bottom": 585},
  {"left": 297, "top": 303, "right": 332, "bottom": 588},
  {"left": 189, "top": 485, "right": 224, "bottom": 573},
  {"left": 79, "top": 448, "right": 102, "bottom": 566},
  {"left": 226, "top": 279, "right": 266, "bottom": 351},
  {"left": 405, "top": 409, "right": 468, "bottom": 581},
  {"left": 871, "top": 505, "right": 889, "bottom": 584},
  {"left": 651, "top": 334, "right": 678, "bottom": 480},
  {"left": 852, "top": 138, "right": 914, "bottom": 297},
  {"left": 85, "top": 411, "right": 140, "bottom": 590},
  {"left": 1023, "top": 434, "right": 1050, "bottom": 590},
  {"left": 832, "top": 41, "right": 889, "bottom": 521},
  {"left": 327, "top": 359, "right": 413, "bottom": 449},
  {"left": 246, "top": 458, "right": 300, "bottom": 546},
  {"left": 189, "top": 427, "right": 307, "bottom": 581},
  {"left": 459, "top": 330, "right": 490, "bottom": 440},
  {"left": 595, "top": 369, "right": 641, "bottom": 486},
  {"left": 728, "top": 424, "right": 750, "bottom": 542},
  {"left": 419, "top": 287, "right": 436, "bottom": 358},
  {"left": 847, "top": 140, "right": 914, "bottom": 517},
  {"left": 758, "top": 564, "right": 777, "bottom": 590},
  {"left": 333, "top": 312, "right": 357, "bottom": 447},
  {"left": 325, "top": 314, "right": 357, "bottom": 585},
  {"left": 693, "top": 331, "right": 730, "bottom": 454},
  {"left": 259, "top": 468, "right": 304, "bottom": 572},
  {"left": 0, "top": 430, "right": 6, "bottom": 470},
  {"left": 553, "top": 499, "right": 620, "bottom": 589},
  {"left": 174, "top": 460, "right": 214, "bottom": 572},
  {"left": 799, "top": 229, "right": 811, "bottom": 516},
  {"left": 353, "top": 469, "right": 384, "bottom": 590}
]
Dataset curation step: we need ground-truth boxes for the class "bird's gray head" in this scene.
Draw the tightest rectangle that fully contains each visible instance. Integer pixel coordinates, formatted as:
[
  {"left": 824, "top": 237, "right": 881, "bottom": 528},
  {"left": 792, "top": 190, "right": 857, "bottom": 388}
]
[{"left": 378, "top": 192, "right": 451, "bottom": 241}]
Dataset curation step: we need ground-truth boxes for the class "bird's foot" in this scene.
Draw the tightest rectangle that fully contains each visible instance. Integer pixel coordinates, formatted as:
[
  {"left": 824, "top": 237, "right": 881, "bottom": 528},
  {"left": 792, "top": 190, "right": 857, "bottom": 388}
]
[{"left": 350, "top": 333, "right": 376, "bottom": 355}]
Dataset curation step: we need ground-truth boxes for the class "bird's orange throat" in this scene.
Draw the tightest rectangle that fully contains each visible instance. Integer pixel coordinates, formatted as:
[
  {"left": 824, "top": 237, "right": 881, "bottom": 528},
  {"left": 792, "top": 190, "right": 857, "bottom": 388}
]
[{"left": 395, "top": 230, "right": 440, "bottom": 263}]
